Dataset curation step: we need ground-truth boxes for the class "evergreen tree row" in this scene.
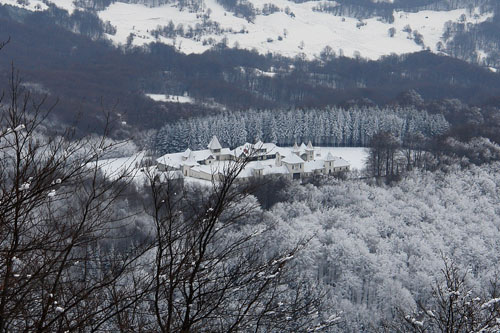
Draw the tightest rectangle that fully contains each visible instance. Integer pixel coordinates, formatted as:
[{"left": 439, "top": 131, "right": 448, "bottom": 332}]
[{"left": 155, "top": 106, "right": 449, "bottom": 154}]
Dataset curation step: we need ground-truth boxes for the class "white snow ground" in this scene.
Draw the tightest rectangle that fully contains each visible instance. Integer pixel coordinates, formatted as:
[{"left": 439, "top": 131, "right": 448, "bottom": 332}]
[
  {"left": 319, "top": 147, "right": 368, "bottom": 171},
  {"left": 1, "top": 0, "right": 47, "bottom": 11},
  {"left": 97, "top": 151, "right": 145, "bottom": 181},
  {"left": 146, "top": 94, "right": 194, "bottom": 104},
  {"left": 4, "top": 0, "right": 493, "bottom": 61},
  {"left": 94, "top": 0, "right": 492, "bottom": 60}
]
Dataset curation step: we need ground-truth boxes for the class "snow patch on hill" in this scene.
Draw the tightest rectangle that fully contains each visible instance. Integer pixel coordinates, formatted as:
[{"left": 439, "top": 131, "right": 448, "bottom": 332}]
[
  {"left": 47, "top": 0, "right": 76, "bottom": 13},
  {"left": 323, "top": 147, "right": 368, "bottom": 171},
  {"left": 146, "top": 93, "right": 194, "bottom": 104},
  {"left": 1, "top": 0, "right": 47, "bottom": 11}
]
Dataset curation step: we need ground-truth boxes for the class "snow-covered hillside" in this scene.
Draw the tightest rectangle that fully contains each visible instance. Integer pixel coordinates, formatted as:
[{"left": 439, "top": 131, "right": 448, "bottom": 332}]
[
  {"left": 3, "top": 0, "right": 494, "bottom": 60},
  {"left": 96, "top": 0, "right": 491, "bottom": 60}
]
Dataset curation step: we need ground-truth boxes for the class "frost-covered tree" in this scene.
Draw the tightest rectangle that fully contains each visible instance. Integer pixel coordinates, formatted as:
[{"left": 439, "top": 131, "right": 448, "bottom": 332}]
[
  {"left": 395, "top": 257, "right": 500, "bottom": 333},
  {"left": 266, "top": 162, "right": 500, "bottom": 331},
  {"left": 155, "top": 107, "right": 449, "bottom": 154}
]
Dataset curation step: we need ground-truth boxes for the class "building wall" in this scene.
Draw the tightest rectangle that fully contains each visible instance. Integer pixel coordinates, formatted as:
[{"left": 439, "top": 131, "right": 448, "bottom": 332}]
[
  {"left": 284, "top": 162, "right": 304, "bottom": 175},
  {"left": 307, "top": 150, "right": 314, "bottom": 161},
  {"left": 323, "top": 162, "right": 350, "bottom": 175},
  {"left": 182, "top": 165, "right": 191, "bottom": 177},
  {"left": 324, "top": 161, "right": 334, "bottom": 174},
  {"left": 190, "top": 169, "right": 213, "bottom": 181},
  {"left": 218, "top": 154, "right": 234, "bottom": 161}
]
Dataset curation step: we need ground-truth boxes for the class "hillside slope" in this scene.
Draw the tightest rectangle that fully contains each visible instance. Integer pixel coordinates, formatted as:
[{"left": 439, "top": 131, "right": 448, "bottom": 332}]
[{"left": 5, "top": 0, "right": 498, "bottom": 66}]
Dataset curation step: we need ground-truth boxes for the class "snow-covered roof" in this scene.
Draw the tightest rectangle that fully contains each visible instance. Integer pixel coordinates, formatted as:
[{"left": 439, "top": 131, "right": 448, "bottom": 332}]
[
  {"left": 157, "top": 155, "right": 182, "bottom": 169},
  {"left": 183, "top": 158, "right": 199, "bottom": 167},
  {"left": 263, "top": 165, "right": 289, "bottom": 176},
  {"left": 282, "top": 154, "right": 305, "bottom": 164},
  {"left": 191, "top": 164, "right": 223, "bottom": 175},
  {"left": 220, "top": 148, "right": 233, "bottom": 155},
  {"left": 306, "top": 141, "right": 314, "bottom": 151},
  {"left": 262, "top": 143, "right": 278, "bottom": 152},
  {"left": 233, "top": 142, "right": 279, "bottom": 157},
  {"left": 293, "top": 142, "right": 299, "bottom": 151},
  {"left": 300, "top": 142, "right": 307, "bottom": 151},
  {"left": 182, "top": 148, "right": 192, "bottom": 159},
  {"left": 273, "top": 146, "right": 290, "bottom": 156},
  {"left": 158, "top": 149, "right": 213, "bottom": 167},
  {"left": 192, "top": 149, "right": 215, "bottom": 161},
  {"left": 333, "top": 157, "right": 350, "bottom": 168},
  {"left": 208, "top": 136, "right": 222, "bottom": 150},
  {"left": 233, "top": 143, "right": 252, "bottom": 157},
  {"left": 304, "top": 160, "right": 325, "bottom": 172},
  {"left": 324, "top": 152, "right": 335, "bottom": 161}
]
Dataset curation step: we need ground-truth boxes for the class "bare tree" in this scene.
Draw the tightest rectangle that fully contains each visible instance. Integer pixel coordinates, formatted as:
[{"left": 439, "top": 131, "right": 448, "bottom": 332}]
[
  {"left": 0, "top": 67, "right": 150, "bottom": 332},
  {"left": 402, "top": 132, "right": 427, "bottom": 171},
  {"left": 0, "top": 37, "right": 9, "bottom": 52},
  {"left": 135, "top": 155, "right": 340, "bottom": 332},
  {"left": 0, "top": 43, "right": 338, "bottom": 332},
  {"left": 366, "top": 131, "right": 401, "bottom": 181}
]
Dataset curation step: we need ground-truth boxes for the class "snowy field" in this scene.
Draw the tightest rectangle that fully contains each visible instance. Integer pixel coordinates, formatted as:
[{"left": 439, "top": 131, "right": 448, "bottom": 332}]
[
  {"left": 0, "top": 0, "right": 47, "bottom": 11},
  {"left": 318, "top": 147, "right": 368, "bottom": 171},
  {"left": 4, "top": 0, "right": 493, "bottom": 61},
  {"left": 97, "top": 151, "right": 146, "bottom": 182},
  {"left": 95, "top": 0, "right": 492, "bottom": 60},
  {"left": 146, "top": 94, "right": 194, "bottom": 104}
]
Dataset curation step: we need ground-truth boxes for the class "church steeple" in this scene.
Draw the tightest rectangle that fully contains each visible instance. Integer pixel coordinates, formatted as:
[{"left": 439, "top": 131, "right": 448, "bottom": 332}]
[
  {"left": 207, "top": 136, "right": 222, "bottom": 153},
  {"left": 305, "top": 141, "right": 314, "bottom": 161}
]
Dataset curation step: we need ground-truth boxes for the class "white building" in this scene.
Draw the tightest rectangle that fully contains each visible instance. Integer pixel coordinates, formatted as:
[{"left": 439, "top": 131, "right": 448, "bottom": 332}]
[{"left": 157, "top": 136, "right": 350, "bottom": 181}]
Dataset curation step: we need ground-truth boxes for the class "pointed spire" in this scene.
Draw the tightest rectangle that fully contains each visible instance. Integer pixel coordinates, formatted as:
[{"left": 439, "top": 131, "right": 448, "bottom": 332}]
[
  {"left": 208, "top": 136, "right": 222, "bottom": 151},
  {"left": 325, "top": 152, "right": 335, "bottom": 161},
  {"left": 182, "top": 148, "right": 192, "bottom": 159},
  {"left": 306, "top": 141, "right": 314, "bottom": 150},
  {"left": 293, "top": 142, "right": 299, "bottom": 151}
]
